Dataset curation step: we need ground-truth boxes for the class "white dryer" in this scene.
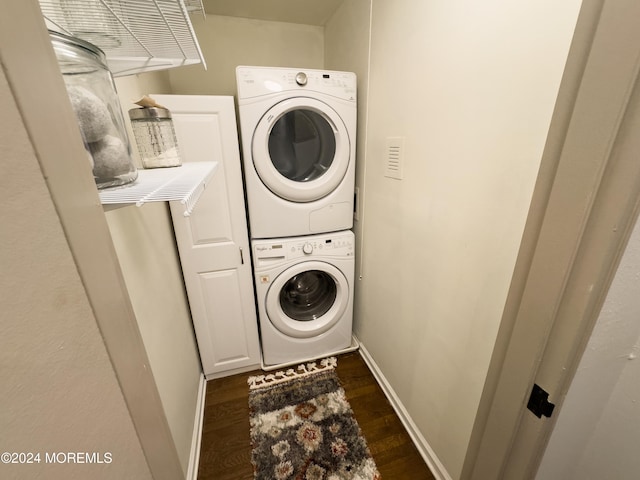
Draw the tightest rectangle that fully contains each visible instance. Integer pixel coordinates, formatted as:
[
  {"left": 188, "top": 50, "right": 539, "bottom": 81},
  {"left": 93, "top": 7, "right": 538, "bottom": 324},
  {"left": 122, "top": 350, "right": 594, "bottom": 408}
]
[
  {"left": 252, "top": 230, "right": 354, "bottom": 367},
  {"left": 236, "top": 66, "right": 357, "bottom": 239}
]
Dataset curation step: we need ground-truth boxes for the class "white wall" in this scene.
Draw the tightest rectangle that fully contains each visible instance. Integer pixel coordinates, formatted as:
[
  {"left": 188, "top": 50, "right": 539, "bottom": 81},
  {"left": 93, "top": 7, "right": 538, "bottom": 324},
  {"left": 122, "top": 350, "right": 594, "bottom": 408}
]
[
  {"left": 537, "top": 216, "right": 640, "bottom": 480},
  {"left": 324, "top": 0, "right": 372, "bottom": 290},
  {"left": 0, "top": 63, "right": 152, "bottom": 480},
  {"left": 357, "top": 1, "right": 581, "bottom": 477},
  {"left": 110, "top": 73, "right": 203, "bottom": 476},
  {"left": 169, "top": 14, "right": 324, "bottom": 96}
]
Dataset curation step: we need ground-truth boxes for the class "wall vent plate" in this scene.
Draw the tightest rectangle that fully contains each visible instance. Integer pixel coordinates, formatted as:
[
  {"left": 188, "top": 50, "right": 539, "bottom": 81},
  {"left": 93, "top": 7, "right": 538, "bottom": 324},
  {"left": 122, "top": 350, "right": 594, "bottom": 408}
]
[{"left": 384, "top": 137, "right": 404, "bottom": 180}]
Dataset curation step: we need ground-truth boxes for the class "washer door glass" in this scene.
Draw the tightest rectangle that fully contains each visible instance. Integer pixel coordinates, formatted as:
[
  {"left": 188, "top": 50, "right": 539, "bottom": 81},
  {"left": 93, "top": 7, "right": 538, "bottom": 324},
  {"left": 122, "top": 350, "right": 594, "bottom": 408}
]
[
  {"left": 279, "top": 270, "right": 337, "bottom": 321},
  {"left": 252, "top": 97, "right": 350, "bottom": 203},
  {"left": 266, "top": 261, "right": 349, "bottom": 339}
]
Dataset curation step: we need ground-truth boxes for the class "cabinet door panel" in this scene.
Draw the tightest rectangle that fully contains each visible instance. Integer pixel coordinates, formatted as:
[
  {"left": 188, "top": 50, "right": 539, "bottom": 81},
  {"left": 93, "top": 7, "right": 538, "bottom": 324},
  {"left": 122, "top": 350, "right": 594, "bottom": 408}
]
[
  {"left": 199, "top": 270, "right": 253, "bottom": 366},
  {"left": 188, "top": 174, "right": 234, "bottom": 245},
  {"left": 157, "top": 94, "right": 260, "bottom": 377},
  {"left": 171, "top": 113, "right": 234, "bottom": 245}
]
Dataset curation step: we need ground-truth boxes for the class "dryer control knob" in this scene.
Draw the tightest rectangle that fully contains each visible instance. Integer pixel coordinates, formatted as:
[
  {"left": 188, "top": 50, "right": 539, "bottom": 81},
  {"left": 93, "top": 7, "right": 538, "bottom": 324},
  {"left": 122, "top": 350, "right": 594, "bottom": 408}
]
[
  {"left": 302, "top": 243, "right": 313, "bottom": 254},
  {"left": 295, "top": 72, "right": 308, "bottom": 86}
]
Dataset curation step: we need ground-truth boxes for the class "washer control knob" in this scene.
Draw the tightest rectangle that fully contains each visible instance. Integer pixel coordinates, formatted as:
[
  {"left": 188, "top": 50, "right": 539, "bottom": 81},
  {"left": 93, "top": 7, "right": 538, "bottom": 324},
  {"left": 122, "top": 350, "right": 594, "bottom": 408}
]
[
  {"left": 295, "top": 72, "right": 308, "bottom": 86},
  {"left": 302, "top": 243, "right": 313, "bottom": 254}
]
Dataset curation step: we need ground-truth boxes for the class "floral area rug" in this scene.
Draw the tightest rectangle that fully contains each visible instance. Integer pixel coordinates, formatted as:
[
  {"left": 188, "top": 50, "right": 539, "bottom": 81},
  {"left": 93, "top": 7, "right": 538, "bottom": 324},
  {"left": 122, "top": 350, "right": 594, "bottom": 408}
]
[{"left": 248, "top": 357, "right": 381, "bottom": 480}]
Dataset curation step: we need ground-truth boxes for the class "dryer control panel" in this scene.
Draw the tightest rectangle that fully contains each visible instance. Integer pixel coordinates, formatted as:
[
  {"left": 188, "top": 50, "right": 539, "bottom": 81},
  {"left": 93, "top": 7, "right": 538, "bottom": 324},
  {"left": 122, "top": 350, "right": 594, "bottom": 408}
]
[
  {"left": 253, "top": 231, "right": 354, "bottom": 267},
  {"left": 236, "top": 66, "right": 356, "bottom": 102}
]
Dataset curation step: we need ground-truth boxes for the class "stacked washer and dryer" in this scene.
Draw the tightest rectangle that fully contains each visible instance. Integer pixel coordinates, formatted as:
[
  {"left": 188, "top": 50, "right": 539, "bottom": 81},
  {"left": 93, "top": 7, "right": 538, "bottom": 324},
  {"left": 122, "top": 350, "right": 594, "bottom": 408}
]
[{"left": 236, "top": 66, "right": 357, "bottom": 368}]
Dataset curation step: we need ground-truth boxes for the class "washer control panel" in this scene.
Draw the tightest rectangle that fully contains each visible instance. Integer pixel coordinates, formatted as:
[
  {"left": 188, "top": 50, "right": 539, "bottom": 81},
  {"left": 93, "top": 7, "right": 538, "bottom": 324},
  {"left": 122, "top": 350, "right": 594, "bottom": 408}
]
[
  {"left": 236, "top": 66, "right": 356, "bottom": 102},
  {"left": 253, "top": 231, "right": 354, "bottom": 266}
]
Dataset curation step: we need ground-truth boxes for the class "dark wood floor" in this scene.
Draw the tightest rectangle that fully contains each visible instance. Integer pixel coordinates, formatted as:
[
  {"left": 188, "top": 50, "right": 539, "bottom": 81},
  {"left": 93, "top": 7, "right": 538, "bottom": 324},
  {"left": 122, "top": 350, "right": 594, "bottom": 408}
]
[{"left": 197, "top": 351, "right": 435, "bottom": 479}]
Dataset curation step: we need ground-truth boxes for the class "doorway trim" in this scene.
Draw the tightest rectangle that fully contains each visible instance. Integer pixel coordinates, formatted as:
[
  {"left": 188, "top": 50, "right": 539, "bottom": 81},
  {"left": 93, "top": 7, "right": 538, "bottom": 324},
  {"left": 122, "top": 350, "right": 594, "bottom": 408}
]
[{"left": 462, "top": 0, "right": 640, "bottom": 478}]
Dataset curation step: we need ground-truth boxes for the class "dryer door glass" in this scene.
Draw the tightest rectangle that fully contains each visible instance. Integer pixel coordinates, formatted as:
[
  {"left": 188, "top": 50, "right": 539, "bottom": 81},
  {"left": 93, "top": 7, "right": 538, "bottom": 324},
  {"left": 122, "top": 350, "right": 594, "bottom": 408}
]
[
  {"left": 279, "top": 270, "right": 337, "bottom": 321},
  {"left": 268, "top": 110, "right": 336, "bottom": 183},
  {"left": 252, "top": 97, "right": 351, "bottom": 203}
]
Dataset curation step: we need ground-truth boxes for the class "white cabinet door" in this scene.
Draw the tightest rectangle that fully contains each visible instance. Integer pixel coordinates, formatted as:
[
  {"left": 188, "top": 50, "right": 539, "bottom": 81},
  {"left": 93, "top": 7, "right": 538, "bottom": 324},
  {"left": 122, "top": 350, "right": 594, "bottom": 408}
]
[{"left": 152, "top": 95, "right": 260, "bottom": 378}]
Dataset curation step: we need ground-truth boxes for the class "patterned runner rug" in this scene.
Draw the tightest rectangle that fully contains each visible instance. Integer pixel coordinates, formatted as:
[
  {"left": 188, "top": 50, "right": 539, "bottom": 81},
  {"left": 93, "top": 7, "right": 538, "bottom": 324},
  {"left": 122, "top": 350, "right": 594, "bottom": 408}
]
[{"left": 248, "top": 357, "right": 381, "bottom": 480}]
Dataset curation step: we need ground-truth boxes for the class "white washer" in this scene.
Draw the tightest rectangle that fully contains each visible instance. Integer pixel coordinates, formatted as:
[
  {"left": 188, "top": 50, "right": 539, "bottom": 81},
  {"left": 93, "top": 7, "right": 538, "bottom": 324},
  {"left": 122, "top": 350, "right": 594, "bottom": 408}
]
[
  {"left": 252, "top": 230, "right": 355, "bottom": 366},
  {"left": 236, "top": 66, "right": 357, "bottom": 239}
]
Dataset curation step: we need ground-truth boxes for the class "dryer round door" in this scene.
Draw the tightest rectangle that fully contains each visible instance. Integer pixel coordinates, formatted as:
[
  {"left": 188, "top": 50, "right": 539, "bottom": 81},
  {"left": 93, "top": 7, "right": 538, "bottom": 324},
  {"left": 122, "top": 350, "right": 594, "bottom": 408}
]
[
  {"left": 265, "top": 261, "right": 349, "bottom": 338},
  {"left": 252, "top": 97, "right": 351, "bottom": 203}
]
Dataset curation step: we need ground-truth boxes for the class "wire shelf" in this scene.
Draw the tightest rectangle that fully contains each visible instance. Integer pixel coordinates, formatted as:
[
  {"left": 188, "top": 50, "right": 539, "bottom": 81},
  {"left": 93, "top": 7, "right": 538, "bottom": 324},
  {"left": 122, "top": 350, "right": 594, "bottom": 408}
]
[
  {"left": 39, "top": 0, "right": 206, "bottom": 76},
  {"left": 99, "top": 161, "right": 218, "bottom": 216}
]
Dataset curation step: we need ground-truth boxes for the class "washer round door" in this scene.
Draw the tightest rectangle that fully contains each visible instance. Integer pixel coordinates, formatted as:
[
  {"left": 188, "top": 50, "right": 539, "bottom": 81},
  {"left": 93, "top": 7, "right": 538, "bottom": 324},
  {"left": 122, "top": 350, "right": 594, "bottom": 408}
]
[
  {"left": 266, "top": 261, "right": 349, "bottom": 338},
  {"left": 252, "top": 97, "right": 351, "bottom": 203}
]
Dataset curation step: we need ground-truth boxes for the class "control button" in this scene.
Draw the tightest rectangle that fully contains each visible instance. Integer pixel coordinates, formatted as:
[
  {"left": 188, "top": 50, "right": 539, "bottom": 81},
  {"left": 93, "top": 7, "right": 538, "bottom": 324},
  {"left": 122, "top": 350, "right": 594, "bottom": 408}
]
[
  {"left": 302, "top": 243, "right": 313, "bottom": 254},
  {"left": 295, "top": 72, "right": 308, "bottom": 86}
]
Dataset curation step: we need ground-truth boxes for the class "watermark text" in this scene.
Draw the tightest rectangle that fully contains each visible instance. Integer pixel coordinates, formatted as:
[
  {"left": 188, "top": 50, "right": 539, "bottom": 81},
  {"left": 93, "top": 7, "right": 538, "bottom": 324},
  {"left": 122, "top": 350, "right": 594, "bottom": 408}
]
[{"left": 1, "top": 451, "right": 112, "bottom": 464}]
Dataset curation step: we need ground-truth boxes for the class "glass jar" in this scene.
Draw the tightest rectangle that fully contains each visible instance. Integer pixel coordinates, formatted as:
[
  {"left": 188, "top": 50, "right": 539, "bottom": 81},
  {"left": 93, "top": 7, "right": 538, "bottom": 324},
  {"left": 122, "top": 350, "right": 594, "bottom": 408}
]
[
  {"left": 49, "top": 30, "right": 137, "bottom": 189},
  {"left": 129, "top": 107, "right": 182, "bottom": 168}
]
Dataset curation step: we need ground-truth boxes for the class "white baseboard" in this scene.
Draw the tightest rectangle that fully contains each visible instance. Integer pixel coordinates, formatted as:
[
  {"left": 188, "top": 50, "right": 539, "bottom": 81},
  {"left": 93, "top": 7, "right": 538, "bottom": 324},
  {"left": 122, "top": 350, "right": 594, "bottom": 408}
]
[
  {"left": 357, "top": 341, "right": 453, "bottom": 480},
  {"left": 186, "top": 373, "right": 207, "bottom": 480}
]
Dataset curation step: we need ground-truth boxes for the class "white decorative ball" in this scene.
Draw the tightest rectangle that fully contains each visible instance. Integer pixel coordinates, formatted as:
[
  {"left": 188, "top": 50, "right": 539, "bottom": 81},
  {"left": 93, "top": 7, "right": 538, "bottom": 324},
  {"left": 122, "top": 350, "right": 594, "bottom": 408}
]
[
  {"left": 67, "top": 85, "right": 113, "bottom": 143},
  {"left": 90, "top": 135, "right": 133, "bottom": 179}
]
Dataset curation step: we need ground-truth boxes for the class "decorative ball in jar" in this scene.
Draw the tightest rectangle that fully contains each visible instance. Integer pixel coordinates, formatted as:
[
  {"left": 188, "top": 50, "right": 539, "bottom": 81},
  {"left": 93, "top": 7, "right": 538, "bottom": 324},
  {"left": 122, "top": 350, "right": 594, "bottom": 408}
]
[{"left": 49, "top": 30, "right": 137, "bottom": 189}]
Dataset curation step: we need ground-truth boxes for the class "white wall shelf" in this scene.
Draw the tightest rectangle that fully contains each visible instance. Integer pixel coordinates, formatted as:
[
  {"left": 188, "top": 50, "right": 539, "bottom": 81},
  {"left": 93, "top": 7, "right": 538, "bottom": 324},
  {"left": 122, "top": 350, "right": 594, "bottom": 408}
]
[
  {"left": 38, "top": 0, "right": 206, "bottom": 76},
  {"left": 99, "top": 161, "right": 218, "bottom": 216}
]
